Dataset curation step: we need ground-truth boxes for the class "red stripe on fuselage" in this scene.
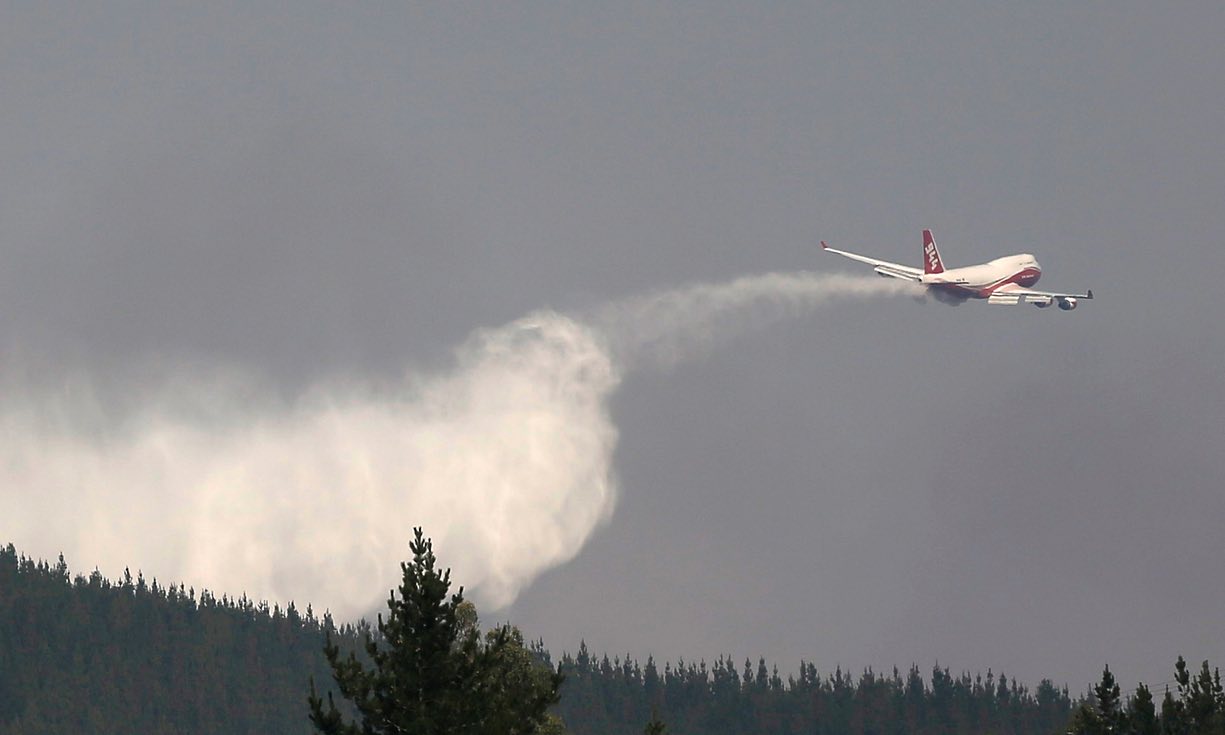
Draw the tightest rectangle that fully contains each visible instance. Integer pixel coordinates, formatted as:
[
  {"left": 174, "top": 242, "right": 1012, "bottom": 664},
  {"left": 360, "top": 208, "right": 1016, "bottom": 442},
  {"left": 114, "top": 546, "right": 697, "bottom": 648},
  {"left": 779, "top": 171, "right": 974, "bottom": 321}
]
[
  {"left": 976, "top": 266, "right": 1042, "bottom": 297},
  {"left": 930, "top": 266, "right": 1042, "bottom": 299}
]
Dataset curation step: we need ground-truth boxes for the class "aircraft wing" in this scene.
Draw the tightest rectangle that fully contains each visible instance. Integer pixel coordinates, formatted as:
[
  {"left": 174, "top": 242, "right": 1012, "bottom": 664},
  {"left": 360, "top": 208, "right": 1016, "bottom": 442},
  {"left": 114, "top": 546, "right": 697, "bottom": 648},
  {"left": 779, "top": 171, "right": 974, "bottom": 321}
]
[
  {"left": 820, "top": 241, "right": 923, "bottom": 282},
  {"left": 986, "top": 283, "right": 1095, "bottom": 306}
]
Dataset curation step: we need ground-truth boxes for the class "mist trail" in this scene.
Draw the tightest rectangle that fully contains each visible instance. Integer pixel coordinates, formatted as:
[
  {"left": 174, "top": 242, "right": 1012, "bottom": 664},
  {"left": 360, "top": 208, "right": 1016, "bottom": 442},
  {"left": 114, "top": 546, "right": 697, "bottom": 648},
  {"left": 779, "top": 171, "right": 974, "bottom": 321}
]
[
  {"left": 595, "top": 272, "right": 920, "bottom": 370},
  {"left": 0, "top": 273, "right": 917, "bottom": 621}
]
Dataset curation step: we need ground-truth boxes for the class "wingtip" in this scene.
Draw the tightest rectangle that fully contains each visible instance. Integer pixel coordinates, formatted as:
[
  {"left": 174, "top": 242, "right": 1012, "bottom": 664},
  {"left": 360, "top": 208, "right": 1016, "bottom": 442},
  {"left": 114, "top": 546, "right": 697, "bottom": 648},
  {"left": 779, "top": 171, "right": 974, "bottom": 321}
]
[
  {"left": 1087, "top": 289, "right": 1094, "bottom": 299},
  {"left": 820, "top": 240, "right": 828, "bottom": 250}
]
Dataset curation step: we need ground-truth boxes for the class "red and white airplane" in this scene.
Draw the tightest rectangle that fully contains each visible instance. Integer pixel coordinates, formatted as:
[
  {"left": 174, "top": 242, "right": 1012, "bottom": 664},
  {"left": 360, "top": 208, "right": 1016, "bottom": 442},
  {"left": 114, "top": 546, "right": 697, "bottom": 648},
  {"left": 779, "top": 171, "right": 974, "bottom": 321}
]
[{"left": 821, "top": 229, "right": 1093, "bottom": 310}]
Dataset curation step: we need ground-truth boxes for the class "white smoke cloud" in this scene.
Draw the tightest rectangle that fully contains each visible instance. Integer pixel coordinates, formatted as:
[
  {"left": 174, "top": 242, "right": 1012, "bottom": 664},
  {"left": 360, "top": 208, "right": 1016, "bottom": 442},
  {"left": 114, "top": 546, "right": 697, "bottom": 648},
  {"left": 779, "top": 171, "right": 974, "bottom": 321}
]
[{"left": 0, "top": 273, "right": 916, "bottom": 620}]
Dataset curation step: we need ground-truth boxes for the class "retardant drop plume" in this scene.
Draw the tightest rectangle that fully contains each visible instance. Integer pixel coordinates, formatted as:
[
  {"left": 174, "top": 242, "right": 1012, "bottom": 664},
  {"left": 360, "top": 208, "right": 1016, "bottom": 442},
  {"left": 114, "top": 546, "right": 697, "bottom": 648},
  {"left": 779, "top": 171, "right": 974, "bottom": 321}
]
[{"left": 0, "top": 273, "right": 918, "bottom": 620}]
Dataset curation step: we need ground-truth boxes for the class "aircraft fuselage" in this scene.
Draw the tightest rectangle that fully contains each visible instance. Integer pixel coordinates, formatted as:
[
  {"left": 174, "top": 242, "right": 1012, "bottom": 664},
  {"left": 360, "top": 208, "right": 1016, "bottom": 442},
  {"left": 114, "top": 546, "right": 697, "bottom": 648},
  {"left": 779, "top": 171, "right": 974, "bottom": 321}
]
[{"left": 922, "top": 254, "right": 1042, "bottom": 299}]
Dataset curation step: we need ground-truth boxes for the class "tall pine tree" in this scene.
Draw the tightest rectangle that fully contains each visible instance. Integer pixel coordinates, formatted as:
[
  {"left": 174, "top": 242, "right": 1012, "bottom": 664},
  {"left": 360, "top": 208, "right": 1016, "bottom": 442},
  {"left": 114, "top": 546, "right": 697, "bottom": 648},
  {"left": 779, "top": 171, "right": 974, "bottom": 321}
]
[{"left": 308, "top": 528, "right": 562, "bottom": 734}]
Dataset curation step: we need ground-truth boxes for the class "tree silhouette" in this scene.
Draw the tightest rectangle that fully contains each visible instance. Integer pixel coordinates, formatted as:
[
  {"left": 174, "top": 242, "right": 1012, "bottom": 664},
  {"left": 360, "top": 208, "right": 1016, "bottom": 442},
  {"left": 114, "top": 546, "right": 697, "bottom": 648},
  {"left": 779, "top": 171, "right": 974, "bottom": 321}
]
[{"left": 308, "top": 528, "right": 562, "bottom": 734}]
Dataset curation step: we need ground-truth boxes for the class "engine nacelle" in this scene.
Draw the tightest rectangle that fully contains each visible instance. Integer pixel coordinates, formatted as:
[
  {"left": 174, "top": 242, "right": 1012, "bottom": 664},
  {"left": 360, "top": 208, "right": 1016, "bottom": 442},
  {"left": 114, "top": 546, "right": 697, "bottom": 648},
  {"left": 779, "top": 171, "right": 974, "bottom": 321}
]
[
  {"left": 1033, "top": 300, "right": 1052, "bottom": 308},
  {"left": 1057, "top": 297, "right": 1078, "bottom": 311}
]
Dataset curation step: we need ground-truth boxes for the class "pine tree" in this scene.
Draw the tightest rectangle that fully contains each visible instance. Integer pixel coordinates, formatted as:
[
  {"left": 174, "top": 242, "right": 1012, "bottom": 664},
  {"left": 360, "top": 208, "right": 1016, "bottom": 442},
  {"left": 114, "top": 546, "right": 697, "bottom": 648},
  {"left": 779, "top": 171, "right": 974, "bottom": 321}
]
[
  {"left": 1068, "top": 667, "right": 1123, "bottom": 735},
  {"left": 307, "top": 528, "right": 562, "bottom": 735},
  {"left": 643, "top": 709, "right": 667, "bottom": 734},
  {"left": 1095, "top": 664, "right": 1123, "bottom": 733},
  {"left": 1161, "top": 686, "right": 1187, "bottom": 735},
  {"left": 1130, "top": 684, "right": 1159, "bottom": 735},
  {"left": 1185, "top": 660, "right": 1222, "bottom": 734}
]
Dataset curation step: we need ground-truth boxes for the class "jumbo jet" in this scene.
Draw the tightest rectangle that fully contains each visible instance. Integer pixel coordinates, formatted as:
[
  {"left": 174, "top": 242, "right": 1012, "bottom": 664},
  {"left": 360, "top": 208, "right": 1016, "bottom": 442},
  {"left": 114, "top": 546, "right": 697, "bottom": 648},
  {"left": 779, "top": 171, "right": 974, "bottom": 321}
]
[{"left": 821, "top": 230, "right": 1094, "bottom": 310}]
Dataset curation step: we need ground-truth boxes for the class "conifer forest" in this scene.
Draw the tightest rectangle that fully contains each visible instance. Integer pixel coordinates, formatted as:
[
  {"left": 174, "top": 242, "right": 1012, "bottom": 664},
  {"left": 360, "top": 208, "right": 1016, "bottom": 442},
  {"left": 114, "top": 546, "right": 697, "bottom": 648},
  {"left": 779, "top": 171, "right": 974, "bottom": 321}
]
[{"left": 10, "top": 540, "right": 1215, "bottom": 735}]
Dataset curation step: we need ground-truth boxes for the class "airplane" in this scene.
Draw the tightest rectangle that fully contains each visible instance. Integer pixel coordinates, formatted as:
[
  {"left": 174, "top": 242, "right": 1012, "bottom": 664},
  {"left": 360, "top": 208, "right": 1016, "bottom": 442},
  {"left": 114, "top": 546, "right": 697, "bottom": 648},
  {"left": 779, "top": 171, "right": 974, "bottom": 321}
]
[{"left": 821, "top": 229, "right": 1094, "bottom": 310}]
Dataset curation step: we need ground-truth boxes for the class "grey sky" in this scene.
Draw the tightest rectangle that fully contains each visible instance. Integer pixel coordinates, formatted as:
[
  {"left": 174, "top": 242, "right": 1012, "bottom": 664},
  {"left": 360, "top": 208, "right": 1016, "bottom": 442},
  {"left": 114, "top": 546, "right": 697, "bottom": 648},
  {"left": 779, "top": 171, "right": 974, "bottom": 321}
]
[{"left": 3, "top": 2, "right": 1223, "bottom": 692}]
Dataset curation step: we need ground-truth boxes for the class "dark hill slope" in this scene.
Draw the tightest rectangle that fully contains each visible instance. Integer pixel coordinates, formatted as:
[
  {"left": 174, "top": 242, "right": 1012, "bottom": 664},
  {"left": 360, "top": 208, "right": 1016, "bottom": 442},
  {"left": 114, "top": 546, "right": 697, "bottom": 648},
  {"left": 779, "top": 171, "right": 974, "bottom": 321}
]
[{"left": 0, "top": 544, "right": 1074, "bottom": 734}]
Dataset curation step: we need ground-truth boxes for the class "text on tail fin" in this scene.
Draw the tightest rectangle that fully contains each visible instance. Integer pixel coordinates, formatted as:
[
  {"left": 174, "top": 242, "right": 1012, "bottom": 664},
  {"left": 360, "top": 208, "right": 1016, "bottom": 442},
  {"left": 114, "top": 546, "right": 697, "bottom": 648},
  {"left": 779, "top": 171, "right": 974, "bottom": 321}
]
[{"left": 922, "top": 229, "right": 945, "bottom": 274}]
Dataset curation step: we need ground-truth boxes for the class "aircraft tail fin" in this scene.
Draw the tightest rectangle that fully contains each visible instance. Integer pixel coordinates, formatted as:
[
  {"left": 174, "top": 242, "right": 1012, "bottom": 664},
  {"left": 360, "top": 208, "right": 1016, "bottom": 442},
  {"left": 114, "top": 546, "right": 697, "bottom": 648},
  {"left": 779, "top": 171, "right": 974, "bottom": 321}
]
[{"left": 922, "top": 229, "right": 945, "bottom": 274}]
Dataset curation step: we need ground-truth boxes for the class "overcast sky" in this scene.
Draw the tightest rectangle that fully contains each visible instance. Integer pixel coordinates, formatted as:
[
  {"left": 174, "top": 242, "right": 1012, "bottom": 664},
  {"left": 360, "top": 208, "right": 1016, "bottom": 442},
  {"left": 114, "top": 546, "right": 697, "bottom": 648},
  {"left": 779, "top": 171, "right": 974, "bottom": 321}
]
[{"left": 3, "top": 2, "right": 1223, "bottom": 693}]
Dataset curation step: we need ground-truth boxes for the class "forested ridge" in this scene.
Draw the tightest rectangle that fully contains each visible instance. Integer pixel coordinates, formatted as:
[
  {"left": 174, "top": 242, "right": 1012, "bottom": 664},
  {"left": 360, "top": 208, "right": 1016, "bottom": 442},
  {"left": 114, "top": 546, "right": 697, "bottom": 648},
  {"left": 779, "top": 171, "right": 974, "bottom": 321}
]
[
  {"left": 1, "top": 542, "right": 1079, "bottom": 734},
  {"left": 550, "top": 643, "right": 1073, "bottom": 735},
  {"left": 0, "top": 543, "right": 353, "bottom": 733}
]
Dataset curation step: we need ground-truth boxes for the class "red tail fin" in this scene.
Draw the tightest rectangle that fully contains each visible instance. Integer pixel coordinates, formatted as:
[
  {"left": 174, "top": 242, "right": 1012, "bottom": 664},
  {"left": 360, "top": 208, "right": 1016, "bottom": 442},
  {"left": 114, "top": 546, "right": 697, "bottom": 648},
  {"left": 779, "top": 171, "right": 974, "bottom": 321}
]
[{"left": 922, "top": 229, "right": 945, "bottom": 274}]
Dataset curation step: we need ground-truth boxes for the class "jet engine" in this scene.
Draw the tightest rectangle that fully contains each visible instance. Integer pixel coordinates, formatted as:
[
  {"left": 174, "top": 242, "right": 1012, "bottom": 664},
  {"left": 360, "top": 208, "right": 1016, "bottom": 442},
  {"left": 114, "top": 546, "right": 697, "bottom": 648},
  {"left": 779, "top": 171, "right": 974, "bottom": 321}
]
[
  {"left": 1057, "top": 297, "right": 1078, "bottom": 311},
  {"left": 1033, "top": 300, "right": 1052, "bottom": 308}
]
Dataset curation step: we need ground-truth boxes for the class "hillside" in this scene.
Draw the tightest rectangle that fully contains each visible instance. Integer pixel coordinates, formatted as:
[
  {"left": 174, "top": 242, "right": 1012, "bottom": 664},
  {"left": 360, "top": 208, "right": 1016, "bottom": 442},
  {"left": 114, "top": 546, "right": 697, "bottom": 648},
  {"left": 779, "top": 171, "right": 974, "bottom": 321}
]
[{"left": 0, "top": 544, "right": 1074, "bottom": 734}]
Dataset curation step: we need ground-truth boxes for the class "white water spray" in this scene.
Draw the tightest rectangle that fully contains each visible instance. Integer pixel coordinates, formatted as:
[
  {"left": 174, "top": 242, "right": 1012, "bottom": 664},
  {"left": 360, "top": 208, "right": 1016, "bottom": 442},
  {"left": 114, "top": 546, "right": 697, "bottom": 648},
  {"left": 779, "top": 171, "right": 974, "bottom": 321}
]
[{"left": 0, "top": 273, "right": 917, "bottom": 620}]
